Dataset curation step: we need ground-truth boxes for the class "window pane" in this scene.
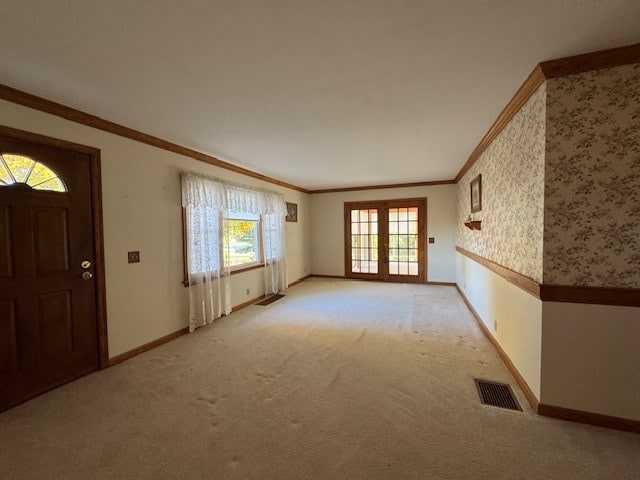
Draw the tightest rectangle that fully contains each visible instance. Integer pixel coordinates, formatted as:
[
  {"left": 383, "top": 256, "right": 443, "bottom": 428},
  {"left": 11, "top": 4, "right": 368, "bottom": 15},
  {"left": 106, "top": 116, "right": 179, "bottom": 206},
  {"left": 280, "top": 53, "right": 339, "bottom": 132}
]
[
  {"left": 224, "top": 219, "right": 260, "bottom": 267},
  {"left": 3, "top": 154, "right": 34, "bottom": 183},
  {"left": 350, "top": 208, "right": 378, "bottom": 275},
  {"left": 28, "top": 161, "right": 57, "bottom": 186},
  {"left": 389, "top": 262, "right": 399, "bottom": 274},
  {"left": 32, "top": 177, "right": 66, "bottom": 192},
  {"left": 399, "top": 262, "right": 409, "bottom": 275},
  {"left": 0, "top": 154, "right": 66, "bottom": 192},
  {"left": 0, "top": 160, "right": 10, "bottom": 184},
  {"left": 408, "top": 263, "right": 418, "bottom": 275}
]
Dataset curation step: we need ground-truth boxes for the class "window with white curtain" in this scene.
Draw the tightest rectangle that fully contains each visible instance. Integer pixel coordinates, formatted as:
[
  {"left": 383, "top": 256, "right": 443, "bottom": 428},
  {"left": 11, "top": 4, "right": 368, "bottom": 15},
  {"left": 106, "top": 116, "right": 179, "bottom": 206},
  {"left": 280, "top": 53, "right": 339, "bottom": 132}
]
[{"left": 181, "top": 173, "right": 288, "bottom": 332}]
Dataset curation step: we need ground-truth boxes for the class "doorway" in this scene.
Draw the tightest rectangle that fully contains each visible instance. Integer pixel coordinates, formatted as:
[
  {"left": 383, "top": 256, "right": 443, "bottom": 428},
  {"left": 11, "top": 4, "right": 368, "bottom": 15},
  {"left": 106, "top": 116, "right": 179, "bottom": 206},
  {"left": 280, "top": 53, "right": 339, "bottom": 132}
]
[
  {"left": 0, "top": 126, "right": 107, "bottom": 411},
  {"left": 344, "top": 198, "right": 426, "bottom": 283}
]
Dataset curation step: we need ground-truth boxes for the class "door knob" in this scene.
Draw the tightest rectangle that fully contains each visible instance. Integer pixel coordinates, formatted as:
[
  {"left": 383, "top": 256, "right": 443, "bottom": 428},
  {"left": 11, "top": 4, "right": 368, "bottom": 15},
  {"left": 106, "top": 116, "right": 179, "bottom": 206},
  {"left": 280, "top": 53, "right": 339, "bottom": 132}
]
[
  {"left": 82, "top": 271, "right": 93, "bottom": 280},
  {"left": 81, "top": 260, "right": 92, "bottom": 269}
]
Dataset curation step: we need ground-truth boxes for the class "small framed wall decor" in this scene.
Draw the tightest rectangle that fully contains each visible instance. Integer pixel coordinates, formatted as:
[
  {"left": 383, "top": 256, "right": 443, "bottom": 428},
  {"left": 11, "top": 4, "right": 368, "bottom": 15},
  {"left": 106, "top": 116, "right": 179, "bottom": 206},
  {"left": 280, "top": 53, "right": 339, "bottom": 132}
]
[
  {"left": 470, "top": 174, "right": 482, "bottom": 213},
  {"left": 286, "top": 202, "right": 298, "bottom": 222}
]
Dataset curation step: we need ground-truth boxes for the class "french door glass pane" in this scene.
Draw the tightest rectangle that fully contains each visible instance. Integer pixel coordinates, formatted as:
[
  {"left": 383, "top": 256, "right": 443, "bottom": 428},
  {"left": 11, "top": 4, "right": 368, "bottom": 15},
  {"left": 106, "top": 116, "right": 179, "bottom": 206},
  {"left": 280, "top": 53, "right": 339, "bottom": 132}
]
[
  {"left": 351, "top": 208, "right": 378, "bottom": 274},
  {"left": 388, "top": 207, "right": 419, "bottom": 277}
]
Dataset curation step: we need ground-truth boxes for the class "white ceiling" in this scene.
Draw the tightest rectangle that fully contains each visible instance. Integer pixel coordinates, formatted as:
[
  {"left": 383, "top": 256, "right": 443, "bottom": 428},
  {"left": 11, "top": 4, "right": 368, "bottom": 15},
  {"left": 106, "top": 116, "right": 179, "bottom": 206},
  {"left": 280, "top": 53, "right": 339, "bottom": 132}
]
[{"left": 1, "top": 1, "right": 639, "bottom": 190}]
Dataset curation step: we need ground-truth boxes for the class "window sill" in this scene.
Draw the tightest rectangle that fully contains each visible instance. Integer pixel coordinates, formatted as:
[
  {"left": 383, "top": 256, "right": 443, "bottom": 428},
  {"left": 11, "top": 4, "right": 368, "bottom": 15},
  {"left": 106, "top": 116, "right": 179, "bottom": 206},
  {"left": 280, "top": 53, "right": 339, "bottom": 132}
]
[
  {"left": 230, "top": 262, "right": 265, "bottom": 275},
  {"left": 182, "top": 263, "right": 265, "bottom": 287}
]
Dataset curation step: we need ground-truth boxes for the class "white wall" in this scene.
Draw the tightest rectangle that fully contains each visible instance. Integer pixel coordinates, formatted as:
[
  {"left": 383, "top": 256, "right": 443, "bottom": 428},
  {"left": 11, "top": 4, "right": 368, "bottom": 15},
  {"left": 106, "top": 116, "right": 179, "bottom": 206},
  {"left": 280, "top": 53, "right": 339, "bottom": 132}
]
[
  {"left": 309, "top": 184, "right": 457, "bottom": 282},
  {"left": 456, "top": 252, "right": 542, "bottom": 399},
  {"left": 541, "top": 302, "right": 640, "bottom": 420},
  {"left": 0, "top": 99, "right": 311, "bottom": 357},
  {"left": 456, "top": 250, "right": 640, "bottom": 421}
]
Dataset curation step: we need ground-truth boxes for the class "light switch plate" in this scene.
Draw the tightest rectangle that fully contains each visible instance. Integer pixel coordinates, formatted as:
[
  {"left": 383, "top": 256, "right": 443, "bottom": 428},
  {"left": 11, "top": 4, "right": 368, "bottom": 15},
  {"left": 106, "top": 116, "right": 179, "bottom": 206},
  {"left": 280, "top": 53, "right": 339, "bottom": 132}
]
[
  {"left": 428, "top": 237, "right": 435, "bottom": 244},
  {"left": 128, "top": 251, "right": 140, "bottom": 263}
]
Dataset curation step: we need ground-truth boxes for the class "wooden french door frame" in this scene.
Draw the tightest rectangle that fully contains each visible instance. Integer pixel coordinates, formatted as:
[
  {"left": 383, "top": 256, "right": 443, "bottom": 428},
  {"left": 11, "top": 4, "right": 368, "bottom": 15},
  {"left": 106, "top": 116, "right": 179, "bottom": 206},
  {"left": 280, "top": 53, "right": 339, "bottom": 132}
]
[
  {"left": 344, "top": 198, "right": 427, "bottom": 284},
  {"left": 0, "top": 125, "right": 109, "bottom": 369}
]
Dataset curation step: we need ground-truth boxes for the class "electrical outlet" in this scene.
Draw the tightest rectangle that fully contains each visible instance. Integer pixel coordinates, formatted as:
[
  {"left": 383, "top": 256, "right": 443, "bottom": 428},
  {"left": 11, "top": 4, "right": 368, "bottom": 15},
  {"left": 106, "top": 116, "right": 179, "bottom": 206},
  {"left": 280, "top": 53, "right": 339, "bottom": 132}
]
[
  {"left": 246, "top": 288, "right": 250, "bottom": 296},
  {"left": 494, "top": 319, "right": 498, "bottom": 331},
  {"left": 127, "top": 251, "right": 140, "bottom": 263},
  {"left": 428, "top": 237, "right": 435, "bottom": 244}
]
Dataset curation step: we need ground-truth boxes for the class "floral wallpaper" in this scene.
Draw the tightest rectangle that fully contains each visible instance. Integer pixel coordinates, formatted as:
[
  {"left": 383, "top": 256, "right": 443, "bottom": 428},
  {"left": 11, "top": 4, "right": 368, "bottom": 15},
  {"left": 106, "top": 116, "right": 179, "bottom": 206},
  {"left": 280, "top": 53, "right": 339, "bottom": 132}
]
[
  {"left": 544, "top": 63, "right": 640, "bottom": 288},
  {"left": 457, "top": 84, "right": 546, "bottom": 283}
]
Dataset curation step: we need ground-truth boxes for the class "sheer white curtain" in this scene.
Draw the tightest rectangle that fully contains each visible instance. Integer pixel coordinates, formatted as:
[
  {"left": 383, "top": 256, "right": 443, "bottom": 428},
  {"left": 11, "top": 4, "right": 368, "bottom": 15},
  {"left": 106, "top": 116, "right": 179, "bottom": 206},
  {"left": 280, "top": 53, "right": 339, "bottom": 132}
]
[
  {"left": 181, "top": 174, "right": 231, "bottom": 332},
  {"left": 225, "top": 183, "right": 288, "bottom": 295},
  {"left": 182, "top": 173, "right": 288, "bottom": 332},
  {"left": 263, "top": 212, "right": 287, "bottom": 295}
]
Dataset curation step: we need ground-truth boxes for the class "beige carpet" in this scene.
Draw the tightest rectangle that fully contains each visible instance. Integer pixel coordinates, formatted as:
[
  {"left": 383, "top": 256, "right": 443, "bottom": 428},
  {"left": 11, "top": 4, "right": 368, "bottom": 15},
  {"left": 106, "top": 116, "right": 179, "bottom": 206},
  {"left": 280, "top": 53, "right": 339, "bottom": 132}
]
[{"left": 1, "top": 278, "right": 638, "bottom": 479}]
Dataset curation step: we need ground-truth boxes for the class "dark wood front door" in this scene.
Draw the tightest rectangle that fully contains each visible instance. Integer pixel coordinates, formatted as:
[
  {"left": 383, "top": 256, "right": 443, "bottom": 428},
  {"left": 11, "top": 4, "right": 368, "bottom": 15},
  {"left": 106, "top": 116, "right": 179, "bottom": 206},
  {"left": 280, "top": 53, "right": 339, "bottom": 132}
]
[
  {"left": 0, "top": 134, "right": 99, "bottom": 411},
  {"left": 344, "top": 198, "right": 426, "bottom": 283}
]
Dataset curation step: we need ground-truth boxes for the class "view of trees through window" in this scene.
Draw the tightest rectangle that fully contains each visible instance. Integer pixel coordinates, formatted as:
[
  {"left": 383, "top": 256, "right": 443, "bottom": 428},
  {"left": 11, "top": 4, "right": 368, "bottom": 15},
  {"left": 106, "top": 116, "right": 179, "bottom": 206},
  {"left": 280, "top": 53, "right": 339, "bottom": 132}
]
[
  {"left": 349, "top": 205, "right": 420, "bottom": 277},
  {"left": 223, "top": 218, "right": 260, "bottom": 268}
]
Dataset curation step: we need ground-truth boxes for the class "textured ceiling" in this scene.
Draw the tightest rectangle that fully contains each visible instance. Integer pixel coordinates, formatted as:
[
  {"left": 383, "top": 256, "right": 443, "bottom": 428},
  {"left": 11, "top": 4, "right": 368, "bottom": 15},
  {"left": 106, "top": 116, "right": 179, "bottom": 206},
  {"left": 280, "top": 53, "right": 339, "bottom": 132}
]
[{"left": 1, "top": 1, "right": 639, "bottom": 189}]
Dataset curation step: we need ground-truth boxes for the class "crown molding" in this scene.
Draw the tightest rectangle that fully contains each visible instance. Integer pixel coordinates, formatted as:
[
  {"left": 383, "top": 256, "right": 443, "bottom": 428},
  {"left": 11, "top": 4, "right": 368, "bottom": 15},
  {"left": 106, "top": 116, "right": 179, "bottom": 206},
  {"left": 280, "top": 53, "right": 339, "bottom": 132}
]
[
  {"left": 309, "top": 179, "right": 455, "bottom": 194},
  {"left": 0, "top": 83, "right": 310, "bottom": 194},
  {"left": 539, "top": 42, "right": 640, "bottom": 79},
  {"left": 454, "top": 66, "right": 546, "bottom": 183},
  {"left": 3, "top": 42, "right": 638, "bottom": 194},
  {"left": 455, "top": 42, "right": 640, "bottom": 183}
]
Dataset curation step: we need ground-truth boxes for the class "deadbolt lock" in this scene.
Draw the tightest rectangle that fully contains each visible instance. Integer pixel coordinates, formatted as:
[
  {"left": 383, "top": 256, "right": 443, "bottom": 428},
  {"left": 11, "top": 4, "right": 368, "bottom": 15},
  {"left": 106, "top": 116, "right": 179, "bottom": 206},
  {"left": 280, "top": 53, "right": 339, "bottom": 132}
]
[
  {"left": 82, "top": 271, "right": 93, "bottom": 280},
  {"left": 81, "top": 260, "right": 92, "bottom": 269}
]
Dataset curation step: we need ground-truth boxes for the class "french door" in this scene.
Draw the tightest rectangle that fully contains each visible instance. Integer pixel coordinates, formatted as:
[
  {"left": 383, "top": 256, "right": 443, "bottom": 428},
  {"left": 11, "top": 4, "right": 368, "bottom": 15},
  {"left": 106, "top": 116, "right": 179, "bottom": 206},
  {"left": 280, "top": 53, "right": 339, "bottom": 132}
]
[{"left": 344, "top": 198, "right": 426, "bottom": 283}]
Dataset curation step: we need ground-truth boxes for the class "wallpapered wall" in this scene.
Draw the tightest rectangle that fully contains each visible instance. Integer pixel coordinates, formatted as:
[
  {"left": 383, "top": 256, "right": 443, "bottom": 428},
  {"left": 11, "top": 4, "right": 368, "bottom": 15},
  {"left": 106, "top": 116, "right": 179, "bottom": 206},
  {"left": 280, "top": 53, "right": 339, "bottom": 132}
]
[
  {"left": 544, "top": 63, "right": 640, "bottom": 288},
  {"left": 456, "top": 84, "right": 546, "bottom": 283}
]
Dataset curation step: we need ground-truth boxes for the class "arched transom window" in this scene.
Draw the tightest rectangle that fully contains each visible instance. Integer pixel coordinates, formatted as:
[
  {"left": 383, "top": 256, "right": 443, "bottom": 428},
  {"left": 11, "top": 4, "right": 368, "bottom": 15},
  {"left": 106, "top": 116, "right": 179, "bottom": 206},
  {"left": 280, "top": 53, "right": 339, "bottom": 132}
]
[{"left": 0, "top": 154, "right": 67, "bottom": 192}]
